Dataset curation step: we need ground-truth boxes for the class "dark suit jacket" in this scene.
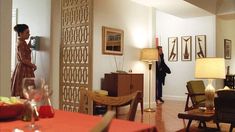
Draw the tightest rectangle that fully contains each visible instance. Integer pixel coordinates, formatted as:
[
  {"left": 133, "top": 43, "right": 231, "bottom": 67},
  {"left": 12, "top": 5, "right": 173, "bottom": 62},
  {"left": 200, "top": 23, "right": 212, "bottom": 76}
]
[{"left": 156, "top": 54, "right": 171, "bottom": 85}]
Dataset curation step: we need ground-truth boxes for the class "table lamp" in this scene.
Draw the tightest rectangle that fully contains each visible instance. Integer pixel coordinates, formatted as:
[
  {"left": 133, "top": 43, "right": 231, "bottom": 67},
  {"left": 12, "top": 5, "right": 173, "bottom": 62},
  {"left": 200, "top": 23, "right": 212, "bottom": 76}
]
[
  {"left": 140, "top": 48, "right": 158, "bottom": 112},
  {"left": 195, "top": 58, "right": 225, "bottom": 110}
]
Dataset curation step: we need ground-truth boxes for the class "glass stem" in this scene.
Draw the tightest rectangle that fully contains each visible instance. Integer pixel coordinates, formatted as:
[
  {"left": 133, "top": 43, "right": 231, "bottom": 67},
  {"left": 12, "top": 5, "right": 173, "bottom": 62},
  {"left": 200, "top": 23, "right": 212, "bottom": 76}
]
[{"left": 31, "top": 105, "right": 35, "bottom": 128}]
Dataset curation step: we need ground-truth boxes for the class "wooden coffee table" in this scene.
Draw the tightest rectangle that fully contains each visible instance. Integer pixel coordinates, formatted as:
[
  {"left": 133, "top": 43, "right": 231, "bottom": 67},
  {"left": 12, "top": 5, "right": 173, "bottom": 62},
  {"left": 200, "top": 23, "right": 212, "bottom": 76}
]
[{"left": 178, "top": 109, "right": 219, "bottom": 132}]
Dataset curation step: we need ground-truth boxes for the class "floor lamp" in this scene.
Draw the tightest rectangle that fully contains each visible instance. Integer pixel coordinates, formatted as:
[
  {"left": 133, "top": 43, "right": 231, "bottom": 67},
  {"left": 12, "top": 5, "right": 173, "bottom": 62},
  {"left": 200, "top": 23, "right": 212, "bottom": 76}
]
[
  {"left": 140, "top": 48, "right": 158, "bottom": 112},
  {"left": 195, "top": 58, "right": 225, "bottom": 111}
]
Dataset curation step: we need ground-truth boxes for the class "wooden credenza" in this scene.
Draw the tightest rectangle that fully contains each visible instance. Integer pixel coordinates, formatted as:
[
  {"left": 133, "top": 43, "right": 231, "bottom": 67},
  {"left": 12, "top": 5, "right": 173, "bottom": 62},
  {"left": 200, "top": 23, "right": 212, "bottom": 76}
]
[{"left": 102, "top": 73, "right": 144, "bottom": 114}]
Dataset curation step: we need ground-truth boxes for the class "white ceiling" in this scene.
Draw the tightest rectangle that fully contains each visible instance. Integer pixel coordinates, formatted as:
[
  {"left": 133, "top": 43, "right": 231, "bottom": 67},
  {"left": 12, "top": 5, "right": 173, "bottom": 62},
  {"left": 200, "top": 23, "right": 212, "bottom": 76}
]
[{"left": 132, "top": 0, "right": 235, "bottom": 18}]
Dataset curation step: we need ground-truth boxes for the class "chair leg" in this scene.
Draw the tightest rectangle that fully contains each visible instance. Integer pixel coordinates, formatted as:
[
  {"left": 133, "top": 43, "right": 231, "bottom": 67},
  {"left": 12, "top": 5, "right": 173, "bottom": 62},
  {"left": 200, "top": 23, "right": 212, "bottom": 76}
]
[
  {"left": 216, "top": 122, "right": 220, "bottom": 131},
  {"left": 140, "top": 101, "right": 143, "bottom": 115},
  {"left": 186, "top": 120, "right": 192, "bottom": 132},
  {"left": 184, "top": 95, "right": 190, "bottom": 111},
  {"left": 115, "top": 107, "right": 118, "bottom": 118},
  {"left": 229, "top": 124, "right": 234, "bottom": 132},
  {"left": 198, "top": 121, "right": 203, "bottom": 128}
]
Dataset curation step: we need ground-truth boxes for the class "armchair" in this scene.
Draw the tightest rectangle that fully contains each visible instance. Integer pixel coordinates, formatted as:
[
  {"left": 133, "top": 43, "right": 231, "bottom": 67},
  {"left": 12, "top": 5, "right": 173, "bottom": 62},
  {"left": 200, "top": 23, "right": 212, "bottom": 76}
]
[
  {"left": 79, "top": 88, "right": 141, "bottom": 121},
  {"left": 185, "top": 80, "right": 206, "bottom": 111},
  {"left": 214, "top": 89, "right": 235, "bottom": 132}
]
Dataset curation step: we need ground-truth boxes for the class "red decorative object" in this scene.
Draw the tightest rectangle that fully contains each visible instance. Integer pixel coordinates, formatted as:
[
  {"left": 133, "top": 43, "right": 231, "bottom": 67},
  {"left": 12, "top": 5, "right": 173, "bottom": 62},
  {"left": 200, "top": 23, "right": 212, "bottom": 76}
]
[
  {"left": 39, "top": 105, "right": 55, "bottom": 118},
  {"left": 156, "top": 37, "right": 159, "bottom": 48}
]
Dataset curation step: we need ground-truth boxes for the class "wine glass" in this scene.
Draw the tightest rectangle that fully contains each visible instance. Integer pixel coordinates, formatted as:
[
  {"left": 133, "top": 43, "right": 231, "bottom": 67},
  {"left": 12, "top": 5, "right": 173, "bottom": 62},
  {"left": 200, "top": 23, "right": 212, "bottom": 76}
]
[{"left": 22, "top": 78, "right": 44, "bottom": 130}]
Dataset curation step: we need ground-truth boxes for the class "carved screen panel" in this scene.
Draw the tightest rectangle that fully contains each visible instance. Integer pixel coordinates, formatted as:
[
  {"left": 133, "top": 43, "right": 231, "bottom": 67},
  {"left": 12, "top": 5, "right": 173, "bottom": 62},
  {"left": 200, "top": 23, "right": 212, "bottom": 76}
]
[{"left": 60, "top": 0, "right": 93, "bottom": 113}]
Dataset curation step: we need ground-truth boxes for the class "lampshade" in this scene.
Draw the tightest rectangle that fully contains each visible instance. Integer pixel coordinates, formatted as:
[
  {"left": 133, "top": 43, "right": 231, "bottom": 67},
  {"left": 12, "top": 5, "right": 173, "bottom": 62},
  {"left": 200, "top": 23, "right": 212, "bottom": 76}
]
[
  {"left": 195, "top": 58, "right": 225, "bottom": 79},
  {"left": 140, "top": 48, "right": 158, "bottom": 62}
]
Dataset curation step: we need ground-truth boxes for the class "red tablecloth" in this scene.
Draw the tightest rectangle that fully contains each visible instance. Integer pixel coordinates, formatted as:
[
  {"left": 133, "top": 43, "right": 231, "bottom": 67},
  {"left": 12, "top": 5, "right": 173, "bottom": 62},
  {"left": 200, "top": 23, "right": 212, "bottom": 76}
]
[{"left": 0, "top": 110, "right": 157, "bottom": 132}]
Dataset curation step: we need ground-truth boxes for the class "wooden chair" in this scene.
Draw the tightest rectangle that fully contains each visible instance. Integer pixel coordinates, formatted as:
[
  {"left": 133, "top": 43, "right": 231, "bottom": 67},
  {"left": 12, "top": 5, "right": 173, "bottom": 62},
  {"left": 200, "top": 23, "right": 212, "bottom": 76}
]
[
  {"left": 90, "top": 111, "right": 115, "bottom": 132},
  {"left": 184, "top": 80, "right": 206, "bottom": 111},
  {"left": 79, "top": 88, "right": 141, "bottom": 121}
]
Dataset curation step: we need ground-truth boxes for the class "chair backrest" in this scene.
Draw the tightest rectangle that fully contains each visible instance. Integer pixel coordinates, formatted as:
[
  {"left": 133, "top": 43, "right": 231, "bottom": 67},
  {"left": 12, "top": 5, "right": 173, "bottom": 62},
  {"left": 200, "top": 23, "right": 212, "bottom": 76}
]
[
  {"left": 79, "top": 88, "right": 141, "bottom": 121},
  {"left": 90, "top": 111, "right": 115, "bottom": 132},
  {"left": 184, "top": 80, "right": 206, "bottom": 111},
  {"left": 214, "top": 89, "right": 235, "bottom": 131},
  {"left": 186, "top": 80, "right": 206, "bottom": 106}
]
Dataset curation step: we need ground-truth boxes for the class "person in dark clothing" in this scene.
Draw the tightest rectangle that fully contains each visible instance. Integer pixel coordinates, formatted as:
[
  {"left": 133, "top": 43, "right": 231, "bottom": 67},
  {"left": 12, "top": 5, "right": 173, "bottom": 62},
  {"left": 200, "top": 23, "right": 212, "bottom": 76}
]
[{"left": 156, "top": 46, "right": 171, "bottom": 103}]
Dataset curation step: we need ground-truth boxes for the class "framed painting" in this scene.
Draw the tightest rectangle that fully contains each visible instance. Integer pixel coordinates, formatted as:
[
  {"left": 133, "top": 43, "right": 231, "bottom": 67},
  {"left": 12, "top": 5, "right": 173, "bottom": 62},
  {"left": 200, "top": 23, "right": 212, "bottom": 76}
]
[
  {"left": 168, "top": 37, "right": 178, "bottom": 61},
  {"left": 224, "top": 39, "right": 232, "bottom": 59},
  {"left": 195, "top": 35, "right": 206, "bottom": 59},
  {"left": 181, "top": 36, "right": 192, "bottom": 61},
  {"left": 102, "top": 26, "right": 124, "bottom": 55}
]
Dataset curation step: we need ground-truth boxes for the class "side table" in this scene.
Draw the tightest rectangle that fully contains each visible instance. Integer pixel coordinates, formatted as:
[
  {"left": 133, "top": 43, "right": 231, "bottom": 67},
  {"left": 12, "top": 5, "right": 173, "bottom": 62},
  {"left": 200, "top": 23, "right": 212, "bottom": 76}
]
[{"left": 178, "top": 109, "right": 219, "bottom": 132}]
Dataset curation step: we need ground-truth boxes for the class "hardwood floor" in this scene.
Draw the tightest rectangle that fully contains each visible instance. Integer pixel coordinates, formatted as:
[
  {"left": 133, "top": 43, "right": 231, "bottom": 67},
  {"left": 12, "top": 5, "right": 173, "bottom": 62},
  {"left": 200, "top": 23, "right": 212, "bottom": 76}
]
[{"left": 118, "top": 100, "right": 234, "bottom": 132}]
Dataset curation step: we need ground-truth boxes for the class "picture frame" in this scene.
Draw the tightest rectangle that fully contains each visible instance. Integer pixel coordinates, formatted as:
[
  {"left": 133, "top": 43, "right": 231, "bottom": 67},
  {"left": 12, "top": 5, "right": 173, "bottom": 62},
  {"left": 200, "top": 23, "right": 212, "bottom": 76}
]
[
  {"left": 168, "top": 37, "right": 178, "bottom": 61},
  {"left": 102, "top": 26, "right": 124, "bottom": 55},
  {"left": 224, "top": 39, "right": 232, "bottom": 59},
  {"left": 195, "top": 35, "right": 206, "bottom": 59},
  {"left": 181, "top": 36, "right": 192, "bottom": 61}
]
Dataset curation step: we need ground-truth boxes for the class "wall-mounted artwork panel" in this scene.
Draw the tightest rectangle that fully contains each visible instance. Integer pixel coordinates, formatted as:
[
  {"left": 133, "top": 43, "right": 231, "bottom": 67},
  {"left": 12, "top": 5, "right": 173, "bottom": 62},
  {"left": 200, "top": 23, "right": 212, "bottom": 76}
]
[
  {"left": 224, "top": 39, "right": 232, "bottom": 59},
  {"left": 195, "top": 35, "right": 206, "bottom": 59},
  {"left": 168, "top": 37, "right": 178, "bottom": 61},
  {"left": 181, "top": 36, "right": 192, "bottom": 61}
]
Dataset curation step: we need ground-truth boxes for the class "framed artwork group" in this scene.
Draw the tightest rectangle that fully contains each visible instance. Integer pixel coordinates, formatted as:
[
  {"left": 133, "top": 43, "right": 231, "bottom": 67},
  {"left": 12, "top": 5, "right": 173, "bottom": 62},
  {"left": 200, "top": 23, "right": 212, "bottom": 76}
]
[
  {"left": 168, "top": 35, "right": 207, "bottom": 62},
  {"left": 168, "top": 35, "right": 233, "bottom": 61}
]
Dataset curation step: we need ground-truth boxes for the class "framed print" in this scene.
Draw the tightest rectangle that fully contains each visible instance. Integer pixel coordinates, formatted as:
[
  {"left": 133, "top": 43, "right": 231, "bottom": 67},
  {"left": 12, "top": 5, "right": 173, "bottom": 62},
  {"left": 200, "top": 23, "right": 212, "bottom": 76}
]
[
  {"left": 168, "top": 37, "right": 178, "bottom": 61},
  {"left": 102, "top": 26, "right": 124, "bottom": 55},
  {"left": 195, "top": 35, "right": 206, "bottom": 59},
  {"left": 224, "top": 39, "right": 232, "bottom": 59},
  {"left": 181, "top": 36, "right": 192, "bottom": 61}
]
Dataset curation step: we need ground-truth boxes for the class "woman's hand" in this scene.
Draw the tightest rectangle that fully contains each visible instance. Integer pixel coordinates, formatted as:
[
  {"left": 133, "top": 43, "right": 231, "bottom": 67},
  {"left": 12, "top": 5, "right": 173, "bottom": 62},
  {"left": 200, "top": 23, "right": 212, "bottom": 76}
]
[
  {"left": 28, "top": 37, "right": 32, "bottom": 47},
  {"left": 32, "top": 64, "right": 37, "bottom": 71}
]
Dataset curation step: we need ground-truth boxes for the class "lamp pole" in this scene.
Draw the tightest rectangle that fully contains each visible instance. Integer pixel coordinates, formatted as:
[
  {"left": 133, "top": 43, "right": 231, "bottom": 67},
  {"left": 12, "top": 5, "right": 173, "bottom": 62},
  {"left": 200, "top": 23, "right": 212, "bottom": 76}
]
[
  {"left": 140, "top": 48, "right": 158, "bottom": 112},
  {"left": 144, "top": 62, "right": 155, "bottom": 112}
]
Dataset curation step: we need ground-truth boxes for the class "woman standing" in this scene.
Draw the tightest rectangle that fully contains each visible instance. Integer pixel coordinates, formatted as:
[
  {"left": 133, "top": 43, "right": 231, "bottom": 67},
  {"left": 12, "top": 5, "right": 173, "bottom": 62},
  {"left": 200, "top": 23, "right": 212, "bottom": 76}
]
[{"left": 11, "top": 24, "right": 37, "bottom": 98}]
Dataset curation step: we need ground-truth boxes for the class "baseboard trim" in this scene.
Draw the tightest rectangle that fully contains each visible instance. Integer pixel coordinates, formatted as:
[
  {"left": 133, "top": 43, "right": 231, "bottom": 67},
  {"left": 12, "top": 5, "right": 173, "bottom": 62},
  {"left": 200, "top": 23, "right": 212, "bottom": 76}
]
[{"left": 142, "top": 95, "right": 186, "bottom": 109}]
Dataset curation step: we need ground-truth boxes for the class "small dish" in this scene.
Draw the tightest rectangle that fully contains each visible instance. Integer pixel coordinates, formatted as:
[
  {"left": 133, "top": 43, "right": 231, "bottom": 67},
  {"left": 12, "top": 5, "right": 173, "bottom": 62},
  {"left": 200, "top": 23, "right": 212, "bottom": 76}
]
[
  {"left": 0, "top": 98, "right": 25, "bottom": 120},
  {"left": 0, "top": 103, "right": 25, "bottom": 120},
  {"left": 199, "top": 107, "right": 206, "bottom": 112}
]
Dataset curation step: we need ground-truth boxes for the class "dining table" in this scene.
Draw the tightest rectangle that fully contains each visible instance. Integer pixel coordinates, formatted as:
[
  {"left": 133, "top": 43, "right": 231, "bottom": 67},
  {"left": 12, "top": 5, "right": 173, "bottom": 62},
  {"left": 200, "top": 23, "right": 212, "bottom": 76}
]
[{"left": 0, "top": 110, "right": 157, "bottom": 132}]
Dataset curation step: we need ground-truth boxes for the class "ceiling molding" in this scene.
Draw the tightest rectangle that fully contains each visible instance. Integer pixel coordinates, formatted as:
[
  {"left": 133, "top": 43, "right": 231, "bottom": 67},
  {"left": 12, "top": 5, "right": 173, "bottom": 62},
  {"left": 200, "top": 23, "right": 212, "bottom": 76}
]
[{"left": 131, "top": 0, "right": 235, "bottom": 18}]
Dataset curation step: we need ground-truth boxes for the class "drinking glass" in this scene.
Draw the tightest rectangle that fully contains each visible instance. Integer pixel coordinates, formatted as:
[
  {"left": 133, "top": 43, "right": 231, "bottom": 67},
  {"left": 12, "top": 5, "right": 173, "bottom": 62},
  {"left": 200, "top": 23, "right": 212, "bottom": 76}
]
[{"left": 22, "top": 78, "right": 44, "bottom": 130}]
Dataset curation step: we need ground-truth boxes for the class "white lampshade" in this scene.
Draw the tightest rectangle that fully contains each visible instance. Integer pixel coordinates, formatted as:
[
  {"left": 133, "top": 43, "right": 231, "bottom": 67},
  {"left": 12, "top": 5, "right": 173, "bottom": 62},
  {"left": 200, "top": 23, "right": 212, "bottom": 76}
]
[
  {"left": 195, "top": 58, "right": 226, "bottom": 79},
  {"left": 140, "top": 48, "right": 158, "bottom": 62}
]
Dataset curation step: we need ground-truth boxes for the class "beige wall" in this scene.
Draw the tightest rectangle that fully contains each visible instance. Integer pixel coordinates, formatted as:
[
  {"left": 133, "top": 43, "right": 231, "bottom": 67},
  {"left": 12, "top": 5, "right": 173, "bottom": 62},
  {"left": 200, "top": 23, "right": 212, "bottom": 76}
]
[
  {"left": 0, "top": 0, "right": 12, "bottom": 96},
  {"left": 93, "top": 0, "right": 156, "bottom": 107},
  {"left": 13, "top": 0, "right": 51, "bottom": 83},
  {"left": 50, "top": 0, "right": 155, "bottom": 108},
  {"left": 0, "top": 0, "right": 52, "bottom": 98},
  {"left": 156, "top": 11, "right": 217, "bottom": 100},
  {"left": 216, "top": 15, "right": 235, "bottom": 88}
]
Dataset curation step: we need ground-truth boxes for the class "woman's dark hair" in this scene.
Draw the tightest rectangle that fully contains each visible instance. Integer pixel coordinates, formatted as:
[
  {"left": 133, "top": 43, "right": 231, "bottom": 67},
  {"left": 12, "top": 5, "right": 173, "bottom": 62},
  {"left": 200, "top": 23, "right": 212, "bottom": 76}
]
[{"left": 14, "top": 24, "right": 29, "bottom": 36}]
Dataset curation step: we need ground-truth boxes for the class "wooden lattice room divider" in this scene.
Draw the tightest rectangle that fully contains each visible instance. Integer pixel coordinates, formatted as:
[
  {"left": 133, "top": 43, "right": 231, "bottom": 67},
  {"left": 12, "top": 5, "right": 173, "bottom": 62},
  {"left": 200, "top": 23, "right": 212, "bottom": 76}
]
[{"left": 60, "top": 0, "right": 93, "bottom": 113}]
